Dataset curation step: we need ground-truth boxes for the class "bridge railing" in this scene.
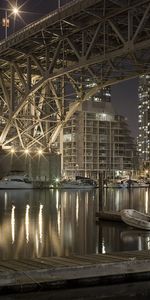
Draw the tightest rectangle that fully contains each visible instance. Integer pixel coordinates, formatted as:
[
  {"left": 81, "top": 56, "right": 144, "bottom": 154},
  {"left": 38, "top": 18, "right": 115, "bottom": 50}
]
[{"left": 0, "top": 0, "right": 84, "bottom": 50}]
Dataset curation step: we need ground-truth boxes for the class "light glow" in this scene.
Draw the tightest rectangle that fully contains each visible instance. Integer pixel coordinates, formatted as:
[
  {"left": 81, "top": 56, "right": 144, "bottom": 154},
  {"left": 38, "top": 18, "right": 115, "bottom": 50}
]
[
  {"left": 39, "top": 204, "right": 43, "bottom": 244},
  {"left": 12, "top": 7, "right": 19, "bottom": 15},
  {"left": 10, "top": 148, "right": 15, "bottom": 154},
  {"left": 38, "top": 149, "right": 43, "bottom": 155},
  {"left": 25, "top": 205, "right": 30, "bottom": 243},
  {"left": 25, "top": 149, "right": 29, "bottom": 154},
  {"left": 11, "top": 205, "right": 15, "bottom": 244}
]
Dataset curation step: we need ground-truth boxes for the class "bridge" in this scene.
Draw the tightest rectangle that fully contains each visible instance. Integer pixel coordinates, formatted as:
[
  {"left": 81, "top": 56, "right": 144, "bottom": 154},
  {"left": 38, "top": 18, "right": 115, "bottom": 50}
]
[{"left": 0, "top": 0, "right": 150, "bottom": 151}]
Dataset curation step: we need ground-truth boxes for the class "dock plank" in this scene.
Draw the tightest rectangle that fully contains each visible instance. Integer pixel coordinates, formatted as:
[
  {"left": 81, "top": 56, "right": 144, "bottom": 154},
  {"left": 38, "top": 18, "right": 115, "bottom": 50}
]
[
  {"left": 110, "top": 249, "right": 150, "bottom": 260},
  {"left": 45, "top": 256, "right": 86, "bottom": 267},
  {"left": 15, "top": 259, "right": 51, "bottom": 270},
  {"left": 1, "top": 251, "right": 150, "bottom": 293}
]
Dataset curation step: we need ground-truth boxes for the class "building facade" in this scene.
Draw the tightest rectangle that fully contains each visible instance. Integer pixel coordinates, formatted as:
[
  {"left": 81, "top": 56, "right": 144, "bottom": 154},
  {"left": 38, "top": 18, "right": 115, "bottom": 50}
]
[
  {"left": 62, "top": 100, "right": 137, "bottom": 179},
  {"left": 138, "top": 75, "right": 150, "bottom": 171}
]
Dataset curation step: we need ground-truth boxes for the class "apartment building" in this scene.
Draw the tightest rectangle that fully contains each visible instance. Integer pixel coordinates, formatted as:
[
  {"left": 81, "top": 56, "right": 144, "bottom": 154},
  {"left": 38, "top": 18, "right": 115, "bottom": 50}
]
[
  {"left": 138, "top": 75, "right": 150, "bottom": 169},
  {"left": 62, "top": 100, "right": 137, "bottom": 179}
]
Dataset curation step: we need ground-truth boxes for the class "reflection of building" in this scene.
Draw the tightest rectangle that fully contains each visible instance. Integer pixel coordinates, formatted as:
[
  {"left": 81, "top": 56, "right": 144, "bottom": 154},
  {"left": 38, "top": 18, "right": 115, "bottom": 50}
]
[
  {"left": 63, "top": 100, "right": 137, "bottom": 179},
  {"left": 0, "top": 189, "right": 98, "bottom": 260},
  {"left": 138, "top": 75, "right": 150, "bottom": 171}
]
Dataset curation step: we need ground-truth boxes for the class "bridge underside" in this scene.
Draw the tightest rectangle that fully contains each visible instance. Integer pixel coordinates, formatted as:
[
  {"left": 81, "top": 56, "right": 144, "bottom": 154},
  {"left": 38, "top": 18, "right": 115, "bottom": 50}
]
[{"left": 0, "top": 0, "right": 150, "bottom": 151}]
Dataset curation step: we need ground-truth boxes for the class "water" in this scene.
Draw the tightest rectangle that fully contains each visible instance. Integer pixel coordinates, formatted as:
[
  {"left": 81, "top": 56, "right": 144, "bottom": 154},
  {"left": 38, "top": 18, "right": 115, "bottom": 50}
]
[
  {"left": 1, "top": 188, "right": 150, "bottom": 299},
  {"left": 0, "top": 188, "right": 150, "bottom": 259},
  {"left": 2, "top": 281, "right": 150, "bottom": 299},
  {"left": 0, "top": 188, "right": 150, "bottom": 260}
]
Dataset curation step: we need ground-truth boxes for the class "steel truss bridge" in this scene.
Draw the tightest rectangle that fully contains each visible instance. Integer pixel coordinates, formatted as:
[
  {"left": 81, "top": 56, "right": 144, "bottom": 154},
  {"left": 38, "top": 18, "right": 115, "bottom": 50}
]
[{"left": 0, "top": 0, "right": 150, "bottom": 151}]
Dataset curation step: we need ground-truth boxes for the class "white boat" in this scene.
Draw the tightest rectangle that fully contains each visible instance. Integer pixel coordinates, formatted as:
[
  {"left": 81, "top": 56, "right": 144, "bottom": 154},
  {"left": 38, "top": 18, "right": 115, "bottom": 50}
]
[
  {"left": 121, "top": 209, "right": 150, "bottom": 230},
  {"left": 104, "top": 180, "right": 149, "bottom": 188},
  {"left": 0, "top": 174, "right": 33, "bottom": 189},
  {"left": 104, "top": 181, "right": 128, "bottom": 188}
]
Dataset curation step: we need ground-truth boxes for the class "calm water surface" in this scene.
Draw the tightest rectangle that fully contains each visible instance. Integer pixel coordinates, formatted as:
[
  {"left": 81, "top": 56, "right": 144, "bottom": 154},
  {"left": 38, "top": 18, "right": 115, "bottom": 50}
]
[{"left": 0, "top": 188, "right": 150, "bottom": 260}]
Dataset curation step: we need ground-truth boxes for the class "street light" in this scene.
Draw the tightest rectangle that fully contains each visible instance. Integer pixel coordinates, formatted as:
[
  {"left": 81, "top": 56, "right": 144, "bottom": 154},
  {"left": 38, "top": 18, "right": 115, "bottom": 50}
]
[
  {"left": 12, "top": 7, "right": 19, "bottom": 15},
  {"left": 1, "top": 6, "right": 19, "bottom": 39}
]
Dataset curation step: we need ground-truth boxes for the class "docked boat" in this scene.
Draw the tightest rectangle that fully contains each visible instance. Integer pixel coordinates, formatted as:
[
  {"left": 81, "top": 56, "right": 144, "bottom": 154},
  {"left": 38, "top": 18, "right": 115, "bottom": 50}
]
[
  {"left": 104, "top": 179, "right": 149, "bottom": 188},
  {"left": 57, "top": 178, "right": 97, "bottom": 190},
  {"left": 104, "top": 181, "right": 128, "bottom": 188},
  {"left": 0, "top": 173, "right": 33, "bottom": 189},
  {"left": 126, "top": 179, "right": 149, "bottom": 188},
  {"left": 121, "top": 209, "right": 150, "bottom": 230},
  {"left": 58, "top": 179, "right": 97, "bottom": 189}
]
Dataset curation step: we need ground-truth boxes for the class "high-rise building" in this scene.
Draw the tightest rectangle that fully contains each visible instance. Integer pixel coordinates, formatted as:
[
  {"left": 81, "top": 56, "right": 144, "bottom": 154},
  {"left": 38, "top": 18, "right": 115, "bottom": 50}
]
[
  {"left": 86, "top": 81, "right": 111, "bottom": 103},
  {"left": 138, "top": 75, "right": 150, "bottom": 167},
  {"left": 62, "top": 100, "right": 137, "bottom": 179}
]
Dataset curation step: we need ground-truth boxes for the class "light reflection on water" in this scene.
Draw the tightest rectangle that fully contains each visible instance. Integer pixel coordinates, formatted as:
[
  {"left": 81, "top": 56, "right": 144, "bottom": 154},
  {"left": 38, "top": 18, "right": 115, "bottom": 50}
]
[{"left": 0, "top": 188, "right": 150, "bottom": 260}]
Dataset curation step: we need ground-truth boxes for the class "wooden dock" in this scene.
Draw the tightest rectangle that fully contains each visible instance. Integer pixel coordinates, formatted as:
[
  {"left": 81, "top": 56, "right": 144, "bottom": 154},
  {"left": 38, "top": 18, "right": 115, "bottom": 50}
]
[
  {"left": 96, "top": 210, "right": 122, "bottom": 221},
  {"left": 1, "top": 250, "right": 150, "bottom": 294}
]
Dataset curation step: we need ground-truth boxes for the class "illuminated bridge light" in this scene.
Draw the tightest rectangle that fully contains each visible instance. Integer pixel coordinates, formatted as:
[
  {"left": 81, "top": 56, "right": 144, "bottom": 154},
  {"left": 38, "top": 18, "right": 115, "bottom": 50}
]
[
  {"left": 10, "top": 148, "right": 15, "bottom": 154},
  {"left": 24, "top": 149, "right": 29, "bottom": 154},
  {"left": 12, "top": 6, "right": 19, "bottom": 15},
  {"left": 38, "top": 149, "right": 43, "bottom": 155}
]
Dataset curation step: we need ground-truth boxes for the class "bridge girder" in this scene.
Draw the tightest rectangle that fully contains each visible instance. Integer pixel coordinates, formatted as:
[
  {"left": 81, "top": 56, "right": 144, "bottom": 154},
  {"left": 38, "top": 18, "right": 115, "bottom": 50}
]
[{"left": 0, "top": 0, "right": 150, "bottom": 150}]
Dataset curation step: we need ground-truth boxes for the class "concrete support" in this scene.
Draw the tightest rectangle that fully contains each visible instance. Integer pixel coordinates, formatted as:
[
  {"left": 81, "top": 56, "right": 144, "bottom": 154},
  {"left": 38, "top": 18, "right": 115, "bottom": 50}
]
[{"left": 0, "top": 151, "right": 61, "bottom": 183}]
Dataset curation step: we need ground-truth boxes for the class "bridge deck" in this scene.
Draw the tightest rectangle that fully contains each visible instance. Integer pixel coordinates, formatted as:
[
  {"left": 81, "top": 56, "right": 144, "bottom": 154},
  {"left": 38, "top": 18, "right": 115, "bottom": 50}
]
[{"left": 1, "top": 250, "right": 150, "bottom": 293}]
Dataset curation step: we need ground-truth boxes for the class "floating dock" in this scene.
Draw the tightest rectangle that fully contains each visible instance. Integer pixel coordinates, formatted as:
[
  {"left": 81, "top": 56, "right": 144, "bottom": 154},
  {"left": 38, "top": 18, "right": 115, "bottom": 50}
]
[
  {"left": 1, "top": 250, "right": 150, "bottom": 294},
  {"left": 96, "top": 210, "right": 122, "bottom": 221}
]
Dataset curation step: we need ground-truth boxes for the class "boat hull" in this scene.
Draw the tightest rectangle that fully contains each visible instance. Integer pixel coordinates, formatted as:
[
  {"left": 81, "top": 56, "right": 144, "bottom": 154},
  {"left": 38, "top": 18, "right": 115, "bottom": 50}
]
[
  {"left": 0, "top": 182, "right": 34, "bottom": 189},
  {"left": 121, "top": 209, "right": 150, "bottom": 230},
  {"left": 57, "top": 178, "right": 97, "bottom": 189},
  {"left": 59, "top": 184, "right": 96, "bottom": 189},
  {"left": 0, "top": 173, "right": 34, "bottom": 189},
  {"left": 105, "top": 182, "right": 149, "bottom": 188}
]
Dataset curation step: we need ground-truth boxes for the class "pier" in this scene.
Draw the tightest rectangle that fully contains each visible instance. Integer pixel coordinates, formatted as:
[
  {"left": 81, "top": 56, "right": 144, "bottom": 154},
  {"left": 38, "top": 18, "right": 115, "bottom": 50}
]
[
  {"left": 96, "top": 211, "right": 122, "bottom": 222},
  {"left": 1, "top": 250, "right": 150, "bottom": 294}
]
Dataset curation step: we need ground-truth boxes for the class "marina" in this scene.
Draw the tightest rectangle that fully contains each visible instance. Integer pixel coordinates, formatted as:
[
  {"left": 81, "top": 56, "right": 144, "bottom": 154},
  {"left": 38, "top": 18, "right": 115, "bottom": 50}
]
[
  {"left": 0, "top": 187, "right": 150, "bottom": 295},
  {"left": 0, "top": 0, "right": 149, "bottom": 298},
  {"left": 0, "top": 172, "right": 98, "bottom": 190}
]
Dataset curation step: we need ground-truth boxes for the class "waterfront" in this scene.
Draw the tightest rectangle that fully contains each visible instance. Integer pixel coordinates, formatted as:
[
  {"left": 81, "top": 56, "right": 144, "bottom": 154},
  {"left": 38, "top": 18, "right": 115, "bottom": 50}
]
[{"left": 0, "top": 188, "right": 150, "bottom": 260}]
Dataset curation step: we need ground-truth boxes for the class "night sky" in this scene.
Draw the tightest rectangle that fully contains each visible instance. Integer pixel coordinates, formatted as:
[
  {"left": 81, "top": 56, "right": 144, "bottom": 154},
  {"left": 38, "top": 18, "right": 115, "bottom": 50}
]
[
  {"left": 111, "top": 79, "right": 139, "bottom": 138},
  {"left": 0, "top": 0, "right": 139, "bottom": 138}
]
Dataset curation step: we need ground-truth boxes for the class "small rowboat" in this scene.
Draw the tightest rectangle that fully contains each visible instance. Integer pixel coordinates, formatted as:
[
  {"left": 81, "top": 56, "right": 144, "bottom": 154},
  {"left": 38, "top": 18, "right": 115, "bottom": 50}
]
[{"left": 121, "top": 209, "right": 150, "bottom": 230}]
